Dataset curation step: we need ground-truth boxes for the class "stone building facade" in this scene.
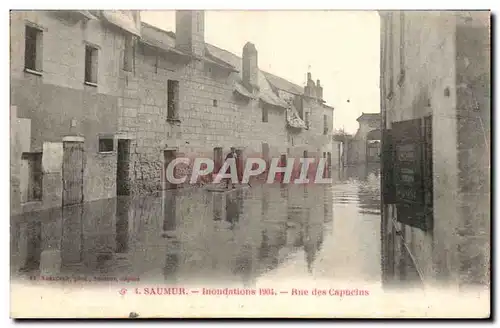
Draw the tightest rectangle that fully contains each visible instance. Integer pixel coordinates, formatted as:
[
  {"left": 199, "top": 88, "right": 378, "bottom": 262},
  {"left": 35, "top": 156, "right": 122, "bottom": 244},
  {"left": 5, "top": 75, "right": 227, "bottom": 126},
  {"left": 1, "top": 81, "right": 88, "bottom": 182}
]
[
  {"left": 10, "top": 10, "right": 335, "bottom": 215},
  {"left": 379, "top": 11, "right": 490, "bottom": 289},
  {"left": 343, "top": 112, "right": 381, "bottom": 166}
]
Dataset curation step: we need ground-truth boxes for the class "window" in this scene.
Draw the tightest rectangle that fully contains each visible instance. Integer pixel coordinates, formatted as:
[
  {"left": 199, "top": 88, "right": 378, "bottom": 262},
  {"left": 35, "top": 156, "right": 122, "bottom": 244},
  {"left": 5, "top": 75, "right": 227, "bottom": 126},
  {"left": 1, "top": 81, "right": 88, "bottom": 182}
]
[
  {"left": 323, "top": 114, "right": 329, "bottom": 135},
  {"left": 99, "top": 137, "right": 114, "bottom": 152},
  {"left": 213, "top": 99, "right": 218, "bottom": 107},
  {"left": 24, "top": 25, "right": 43, "bottom": 73},
  {"left": 305, "top": 112, "right": 310, "bottom": 129},
  {"left": 262, "top": 106, "right": 268, "bottom": 122},
  {"left": 85, "top": 45, "right": 98, "bottom": 84},
  {"left": 167, "top": 80, "right": 180, "bottom": 120},
  {"left": 21, "top": 153, "right": 43, "bottom": 203}
]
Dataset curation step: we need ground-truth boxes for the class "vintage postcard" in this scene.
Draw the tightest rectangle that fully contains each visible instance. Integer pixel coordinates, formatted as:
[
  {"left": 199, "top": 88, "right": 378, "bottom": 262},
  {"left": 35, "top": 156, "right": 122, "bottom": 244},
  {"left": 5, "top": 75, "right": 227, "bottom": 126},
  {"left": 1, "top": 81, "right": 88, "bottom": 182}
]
[{"left": 9, "top": 9, "right": 490, "bottom": 318}]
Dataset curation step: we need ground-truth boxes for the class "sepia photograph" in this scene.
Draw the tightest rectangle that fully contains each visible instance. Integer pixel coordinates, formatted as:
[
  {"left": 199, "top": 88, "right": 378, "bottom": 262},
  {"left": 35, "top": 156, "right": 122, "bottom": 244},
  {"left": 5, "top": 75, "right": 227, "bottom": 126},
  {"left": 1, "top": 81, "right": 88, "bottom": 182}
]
[{"left": 8, "top": 6, "right": 491, "bottom": 319}]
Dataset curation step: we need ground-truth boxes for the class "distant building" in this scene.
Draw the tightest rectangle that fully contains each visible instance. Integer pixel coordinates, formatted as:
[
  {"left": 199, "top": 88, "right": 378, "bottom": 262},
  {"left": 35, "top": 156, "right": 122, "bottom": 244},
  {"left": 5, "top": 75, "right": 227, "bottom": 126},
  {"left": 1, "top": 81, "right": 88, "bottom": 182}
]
[
  {"left": 10, "top": 10, "right": 335, "bottom": 215},
  {"left": 379, "top": 11, "right": 490, "bottom": 289},
  {"left": 342, "top": 112, "right": 381, "bottom": 166}
]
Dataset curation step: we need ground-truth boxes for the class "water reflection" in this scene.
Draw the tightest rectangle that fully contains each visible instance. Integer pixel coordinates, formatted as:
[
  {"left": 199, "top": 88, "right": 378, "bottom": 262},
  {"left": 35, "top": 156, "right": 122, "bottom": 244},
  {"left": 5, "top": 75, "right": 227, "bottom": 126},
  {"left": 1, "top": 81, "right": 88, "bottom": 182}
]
[
  {"left": 18, "top": 221, "right": 42, "bottom": 273},
  {"left": 339, "top": 164, "right": 381, "bottom": 215},
  {"left": 11, "top": 168, "right": 381, "bottom": 285}
]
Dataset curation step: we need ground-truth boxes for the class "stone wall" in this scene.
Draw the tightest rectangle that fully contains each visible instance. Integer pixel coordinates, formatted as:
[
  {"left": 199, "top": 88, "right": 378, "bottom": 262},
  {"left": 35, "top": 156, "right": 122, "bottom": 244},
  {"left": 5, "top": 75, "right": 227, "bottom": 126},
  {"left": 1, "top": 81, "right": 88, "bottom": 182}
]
[{"left": 122, "top": 41, "right": 292, "bottom": 194}]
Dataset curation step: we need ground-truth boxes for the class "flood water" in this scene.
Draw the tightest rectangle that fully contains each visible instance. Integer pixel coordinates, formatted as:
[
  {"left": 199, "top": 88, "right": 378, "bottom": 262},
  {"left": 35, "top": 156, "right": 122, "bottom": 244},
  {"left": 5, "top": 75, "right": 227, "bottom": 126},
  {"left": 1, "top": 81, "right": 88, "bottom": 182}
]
[{"left": 11, "top": 164, "right": 381, "bottom": 287}]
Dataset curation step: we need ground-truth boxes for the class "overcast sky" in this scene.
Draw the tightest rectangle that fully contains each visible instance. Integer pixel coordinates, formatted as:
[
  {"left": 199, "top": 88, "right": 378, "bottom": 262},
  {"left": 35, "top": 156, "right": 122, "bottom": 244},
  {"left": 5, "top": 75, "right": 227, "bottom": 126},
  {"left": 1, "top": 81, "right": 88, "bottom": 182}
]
[{"left": 141, "top": 10, "right": 380, "bottom": 134}]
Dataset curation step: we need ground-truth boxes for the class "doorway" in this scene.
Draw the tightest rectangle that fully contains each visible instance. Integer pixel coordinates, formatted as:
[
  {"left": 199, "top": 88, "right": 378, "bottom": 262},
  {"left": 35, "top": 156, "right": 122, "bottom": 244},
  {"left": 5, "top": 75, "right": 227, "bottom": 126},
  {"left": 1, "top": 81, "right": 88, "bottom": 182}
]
[
  {"left": 164, "top": 149, "right": 178, "bottom": 190},
  {"left": 279, "top": 154, "right": 287, "bottom": 183},
  {"left": 116, "top": 139, "right": 131, "bottom": 196},
  {"left": 327, "top": 152, "right": 332, "bottom": 178},
  {"left": 235, "top": 148, "right": 243, "bottom": 183},
  {"left": 62, "top": 141, "right": 84, "bottom": 206}
]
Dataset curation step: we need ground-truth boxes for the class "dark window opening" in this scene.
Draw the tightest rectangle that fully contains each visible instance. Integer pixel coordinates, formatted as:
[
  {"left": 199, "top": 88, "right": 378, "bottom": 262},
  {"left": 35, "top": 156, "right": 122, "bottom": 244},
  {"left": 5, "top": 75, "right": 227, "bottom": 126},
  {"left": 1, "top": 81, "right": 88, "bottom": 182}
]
[
  {"left": 21, "top": 152, "right": 43, "bottom": 202},
  {"left": 167, "top": 80, "right": 180, "bottom": 120},
  {"left": 262, "top": 106, "right": 269, "bottom": 123},
  {"left": 99, "top": 137, "right": 114, "bottom": 152},
  {"left": 24, "top": 25, "right": 42, "bottom": 72},
  {"left": 85, "top": 45, "right": 98, "bottom": 84},
  {"left": 213, "top": 99, "right": 218, "bottom": 107}
]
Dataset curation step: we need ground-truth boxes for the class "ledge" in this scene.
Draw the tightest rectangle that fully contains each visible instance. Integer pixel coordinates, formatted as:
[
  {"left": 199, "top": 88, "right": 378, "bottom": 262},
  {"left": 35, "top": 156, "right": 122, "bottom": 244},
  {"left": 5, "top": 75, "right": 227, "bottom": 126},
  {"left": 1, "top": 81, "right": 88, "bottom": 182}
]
[
  {"left": 97, "top": 151, "right": 115, "bottom": 156},
  {"left": 24, "top": 68, "right": 43, "bottom": 76},
  {"left": 84, "top": 81, "right": 98, "bottom": 87},
  {"left": 62, "top": 136, "right": 85, "bottom": 142},
  {"left": 166, "top": 118, "right": 182, "bottom": 124}
]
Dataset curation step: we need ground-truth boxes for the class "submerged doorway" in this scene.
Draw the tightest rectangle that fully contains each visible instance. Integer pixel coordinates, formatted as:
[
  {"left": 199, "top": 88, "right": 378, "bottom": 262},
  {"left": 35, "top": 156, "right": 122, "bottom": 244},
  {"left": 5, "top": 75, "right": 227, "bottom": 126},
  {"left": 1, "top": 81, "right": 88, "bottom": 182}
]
[
  {"left": 62, "top": 140, "right": 84, "bottom": 207},
  {"left": 116, "top": 139, "right": 131, "bottom": 196},
  {"left": 164, "top": 149, "right": 178, "bottom": 190}
]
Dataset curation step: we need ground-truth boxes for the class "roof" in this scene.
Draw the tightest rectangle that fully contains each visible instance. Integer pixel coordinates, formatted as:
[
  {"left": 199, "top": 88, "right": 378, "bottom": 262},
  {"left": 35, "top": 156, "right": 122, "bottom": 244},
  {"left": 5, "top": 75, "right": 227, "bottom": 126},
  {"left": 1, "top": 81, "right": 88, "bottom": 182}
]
[
  {"left": 322, "top": 103, "right": 335, "bottom": 110},
  {"left": 356, "top": 112, "right": 381, "bottom": 122},
  {"left": 263, "top": 71, "right": 334, "bottom": 110},
  {"left": 102, "top": 10, "right": 141, "bottom": 36},
  {"left": 139, "top": 22, "right": 291, "bottom": 108},
  {"left": 262, "top": 71, "right": 304, "bottom": 95}
]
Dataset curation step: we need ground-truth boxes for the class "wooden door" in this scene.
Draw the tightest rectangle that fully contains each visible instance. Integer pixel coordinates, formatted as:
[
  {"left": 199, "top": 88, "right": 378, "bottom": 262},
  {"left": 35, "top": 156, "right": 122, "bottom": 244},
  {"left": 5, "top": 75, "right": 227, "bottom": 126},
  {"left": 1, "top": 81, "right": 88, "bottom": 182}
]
[{"left": 62, "top": 141, "right": 84, "bottom": 206}]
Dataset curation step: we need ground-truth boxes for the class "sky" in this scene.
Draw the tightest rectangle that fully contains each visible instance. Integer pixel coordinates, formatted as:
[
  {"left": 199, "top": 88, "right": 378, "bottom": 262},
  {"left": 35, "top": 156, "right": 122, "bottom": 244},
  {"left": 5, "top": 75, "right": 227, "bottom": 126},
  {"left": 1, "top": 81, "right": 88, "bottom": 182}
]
[{"left": 141, "top": 10, "right": 380, "bottom": 134}]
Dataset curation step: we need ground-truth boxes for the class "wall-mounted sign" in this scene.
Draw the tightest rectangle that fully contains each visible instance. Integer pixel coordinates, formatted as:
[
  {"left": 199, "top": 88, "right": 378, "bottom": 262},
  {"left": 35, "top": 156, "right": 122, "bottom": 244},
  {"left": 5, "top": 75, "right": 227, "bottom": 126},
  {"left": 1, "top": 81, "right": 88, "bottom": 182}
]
[{"left": 391, "top": 117, "right": 432, "bottom": 231}]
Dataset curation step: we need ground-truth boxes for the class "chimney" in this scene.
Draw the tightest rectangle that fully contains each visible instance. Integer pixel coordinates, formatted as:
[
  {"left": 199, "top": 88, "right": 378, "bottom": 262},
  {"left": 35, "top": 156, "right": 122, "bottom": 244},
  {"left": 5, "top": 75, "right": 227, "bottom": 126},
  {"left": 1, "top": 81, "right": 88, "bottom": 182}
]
[
  {"left": 316, "top": 79, "right": 323, "bottom": 100},
  {"left": 304, "top": 72, "right": 316, "bottom": 98},
  {"left": 242, "top": 42, "right": 259, "bottom": 91},
  {"left": 175, "top": 10, "right": 205, "bottom": 57}
]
